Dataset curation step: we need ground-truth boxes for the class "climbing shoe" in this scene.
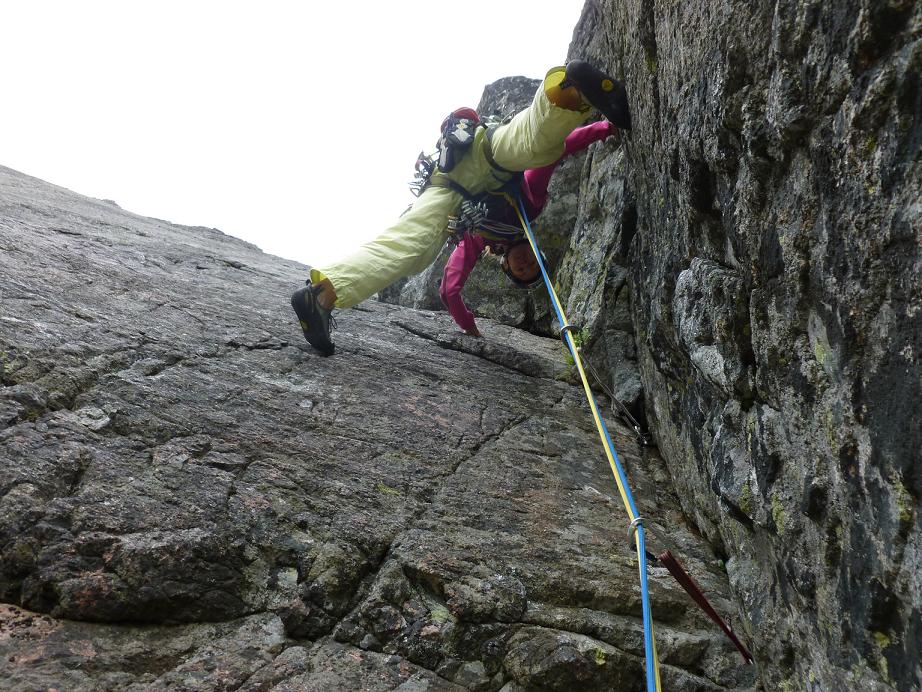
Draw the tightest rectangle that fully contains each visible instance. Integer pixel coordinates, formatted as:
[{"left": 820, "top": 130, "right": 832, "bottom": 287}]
[
  {"left": 291, "top": 282, "right": 336, "bottom": 356},
  {"left": 564, "top": 60, "right": 632, "bottom": 130}
]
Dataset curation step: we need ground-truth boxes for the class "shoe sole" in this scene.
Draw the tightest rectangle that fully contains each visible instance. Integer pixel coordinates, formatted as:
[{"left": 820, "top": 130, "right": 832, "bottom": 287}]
[
  {"left": 291, "top": 287, "right": 335, "bottom": 356},
  {"left": 566, "top": 61, "right": 632, "bottom": 130}
]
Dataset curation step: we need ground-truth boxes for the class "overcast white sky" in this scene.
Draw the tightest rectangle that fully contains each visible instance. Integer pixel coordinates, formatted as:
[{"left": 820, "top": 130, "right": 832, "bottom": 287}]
[{"left": 2, "top": 1, "right": 586, "bottom": 267}]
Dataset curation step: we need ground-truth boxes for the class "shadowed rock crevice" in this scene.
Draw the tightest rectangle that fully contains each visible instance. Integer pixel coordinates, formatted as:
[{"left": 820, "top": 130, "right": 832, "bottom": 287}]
[{"left": 389, "top": 314, "right": 573, "bottom": 382}]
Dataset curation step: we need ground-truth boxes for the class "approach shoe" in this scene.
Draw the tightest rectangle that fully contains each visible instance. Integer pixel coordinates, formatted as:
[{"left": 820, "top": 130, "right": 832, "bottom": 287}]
[
  {"left": 291, "top": 282, "right": 335, "bottom": 356},
  {"left": 564, "top": 60, "right": 632, "bottom": 130}
]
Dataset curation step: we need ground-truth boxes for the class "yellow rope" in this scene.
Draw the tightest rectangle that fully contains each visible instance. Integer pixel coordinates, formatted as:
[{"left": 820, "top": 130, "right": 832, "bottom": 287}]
[
  {"left": 563, "top": 330, "right": 637, "bottom": 520},
  {"left": 513, "top": 203, "right": 637, "bottom": 517}
]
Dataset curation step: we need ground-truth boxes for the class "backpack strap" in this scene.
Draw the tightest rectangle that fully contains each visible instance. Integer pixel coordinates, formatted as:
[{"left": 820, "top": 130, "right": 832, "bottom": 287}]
[
  {"left": 429, "top": 173, "right": 477, "bottom": 200},
  {"left": 483, "top": 127, "right": 525, "bottom": 190},
  {"left": 425, "top": 127, "right": 522, "bottom": 198},
  {"left": 483, "top": 127, "right": 518, "bottom": 175}
]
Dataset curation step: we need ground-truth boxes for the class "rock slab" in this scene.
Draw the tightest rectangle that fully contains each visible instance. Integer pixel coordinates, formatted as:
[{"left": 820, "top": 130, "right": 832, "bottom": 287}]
[{"left": 0, "top": 165, "right": 753, "bottom": 690}]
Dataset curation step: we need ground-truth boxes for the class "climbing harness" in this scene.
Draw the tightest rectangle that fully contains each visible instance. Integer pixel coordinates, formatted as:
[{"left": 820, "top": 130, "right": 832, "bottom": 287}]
[
  {"left": 447, "top": 198, "right": 524, "bottom": 241},
  {"left": 446, "top": 189, "right": 528, "bottom": 245},
  {"left": 511, "top": 190, "right": 662, "bottom": 692},
  {"left": 443, "top": 144, "right": 527, "bottom": 243}
]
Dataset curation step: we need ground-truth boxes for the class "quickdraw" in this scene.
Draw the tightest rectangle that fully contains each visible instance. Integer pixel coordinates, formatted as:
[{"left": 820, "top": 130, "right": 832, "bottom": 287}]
[
  {"left": 446, "top": 198, "right": 524, "bottom": 245},
  {"left": 409, "top": 152, "right": 437, "bottom": 198}
]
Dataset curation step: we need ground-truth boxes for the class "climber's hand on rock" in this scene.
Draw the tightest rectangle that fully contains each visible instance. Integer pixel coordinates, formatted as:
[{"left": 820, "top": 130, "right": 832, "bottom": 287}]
[{"left": 605, "top": 121, "right": 620, "bottom": 141}]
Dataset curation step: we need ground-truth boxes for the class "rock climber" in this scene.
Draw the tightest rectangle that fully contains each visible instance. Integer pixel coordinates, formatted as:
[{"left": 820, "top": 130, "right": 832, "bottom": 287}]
[
  {"left": 439, "top": 119, "right": 617, "bottom": 337},
  {"left": 291, "top": 60, "right": 632, "bottom": 356}
]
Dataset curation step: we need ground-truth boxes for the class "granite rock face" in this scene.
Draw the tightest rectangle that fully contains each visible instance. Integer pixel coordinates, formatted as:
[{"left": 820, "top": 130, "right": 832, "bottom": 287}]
[
  {"left": 564, "top": 0, "right": 921, "bottom": 689},
  {"left": 551, "top": 141, "right": 646, "bottom": 424},
  {"left": 0, "top": 165, "right": 753, "bottom": 690}
]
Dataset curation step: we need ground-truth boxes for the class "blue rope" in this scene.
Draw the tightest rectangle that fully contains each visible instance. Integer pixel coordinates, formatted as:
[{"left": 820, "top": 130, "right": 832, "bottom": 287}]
[{"left": 514, "top": 191, "right": 660, "bottom": 692}]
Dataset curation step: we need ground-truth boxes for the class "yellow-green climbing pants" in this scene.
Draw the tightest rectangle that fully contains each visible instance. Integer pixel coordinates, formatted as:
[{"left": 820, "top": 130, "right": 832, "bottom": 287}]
[{"left": 311, "top": 67, "right": 588, "bottom": 309}]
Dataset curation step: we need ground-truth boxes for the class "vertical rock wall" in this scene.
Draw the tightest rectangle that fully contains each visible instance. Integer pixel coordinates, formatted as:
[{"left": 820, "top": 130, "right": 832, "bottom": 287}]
[{"left": 564, "top": 0, "right": 921, "bottom": 688}]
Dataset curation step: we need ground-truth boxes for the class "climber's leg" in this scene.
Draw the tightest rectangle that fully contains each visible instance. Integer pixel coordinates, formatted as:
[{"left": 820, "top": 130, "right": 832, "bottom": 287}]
[
  {"left": 487, "top": 66, "right": 590, "bottom": 171},
  {"left": 309, "top": 186, "right": 462, "bottom": 309},
  {"left": 488, "top": 64, "right": 631, "bottom": 172}
]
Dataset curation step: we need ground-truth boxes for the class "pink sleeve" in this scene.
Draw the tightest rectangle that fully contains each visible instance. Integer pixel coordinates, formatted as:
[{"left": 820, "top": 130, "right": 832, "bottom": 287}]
[
  {"left": 563, "top": 120, "right": 614, "bottom": 156},
  {"left": 439, "top": 233, "right": 486, "bottom": 332},
  {"left": 523, "top": 121, "right": 613, "bottom": 209}
]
